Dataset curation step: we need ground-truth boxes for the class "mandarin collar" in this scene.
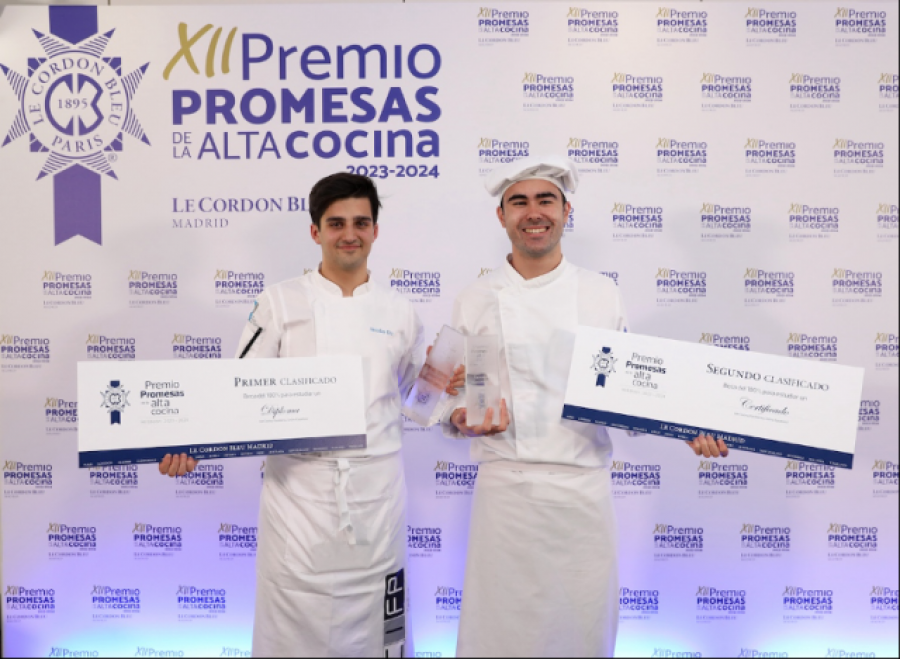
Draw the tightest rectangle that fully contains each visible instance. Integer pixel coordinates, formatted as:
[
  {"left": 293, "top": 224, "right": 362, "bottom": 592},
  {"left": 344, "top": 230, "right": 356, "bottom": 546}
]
[
  {"left": 502, "top": 254, "right": 570, "bottom": 289},
  {"left": 311, "top": 266, "right": 372, "bottom": 298}
]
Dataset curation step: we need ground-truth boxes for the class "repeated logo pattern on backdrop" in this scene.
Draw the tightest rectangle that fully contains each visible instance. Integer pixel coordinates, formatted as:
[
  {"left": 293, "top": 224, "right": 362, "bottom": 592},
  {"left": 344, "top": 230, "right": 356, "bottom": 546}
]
[{"left": 0, "top": 3, "right": 896, "bottom": 658}]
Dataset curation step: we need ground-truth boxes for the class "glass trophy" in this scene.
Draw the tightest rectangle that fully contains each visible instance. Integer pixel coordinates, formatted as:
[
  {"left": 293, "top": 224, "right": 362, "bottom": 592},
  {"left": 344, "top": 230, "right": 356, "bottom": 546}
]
[
  {"left": 402, "top": 325, "right": 465, "bottom": 426},
  {"left": 465, "top": 335, "right": 501, "bottom": 427}
]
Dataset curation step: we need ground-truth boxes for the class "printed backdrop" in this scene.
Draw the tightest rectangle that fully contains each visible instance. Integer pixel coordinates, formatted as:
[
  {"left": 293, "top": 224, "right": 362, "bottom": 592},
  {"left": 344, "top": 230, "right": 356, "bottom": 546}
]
[{"left": 0, "top": 3, "right": 897, "bottom": 658}]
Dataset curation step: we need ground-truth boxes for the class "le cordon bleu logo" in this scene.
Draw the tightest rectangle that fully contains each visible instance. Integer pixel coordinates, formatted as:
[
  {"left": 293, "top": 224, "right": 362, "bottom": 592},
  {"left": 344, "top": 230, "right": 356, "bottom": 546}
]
[{"left": 0, "top": 6, "right": 149, "bottom": 246}]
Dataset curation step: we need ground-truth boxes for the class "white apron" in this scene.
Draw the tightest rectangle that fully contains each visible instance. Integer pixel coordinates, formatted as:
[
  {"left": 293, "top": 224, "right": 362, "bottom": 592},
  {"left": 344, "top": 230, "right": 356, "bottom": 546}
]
[
  {"left": 456, "top": 461, "right": 618, "bottom": 658},
  {"left": 252, "top": 453, "right": 408, "bottom": 658}
]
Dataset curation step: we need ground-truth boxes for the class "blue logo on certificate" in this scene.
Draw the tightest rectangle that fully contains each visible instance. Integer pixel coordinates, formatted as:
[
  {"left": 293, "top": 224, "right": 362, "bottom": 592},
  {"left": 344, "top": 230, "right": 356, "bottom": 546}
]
[
  {"left": 592, "top": 347, "right": 617, "bottom": 387},
  {"left": 100, "top": 380, "right": 129, "bottom": 424}
]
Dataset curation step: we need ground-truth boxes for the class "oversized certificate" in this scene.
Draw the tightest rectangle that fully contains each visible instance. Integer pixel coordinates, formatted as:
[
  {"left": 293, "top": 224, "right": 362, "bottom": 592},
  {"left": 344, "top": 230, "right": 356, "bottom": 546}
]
[
  {"left": 77, "top": 356, "right": 366, "bottom": 467},
  {"left": 562, "top": 327, "right": 864, "bottom": 469}
]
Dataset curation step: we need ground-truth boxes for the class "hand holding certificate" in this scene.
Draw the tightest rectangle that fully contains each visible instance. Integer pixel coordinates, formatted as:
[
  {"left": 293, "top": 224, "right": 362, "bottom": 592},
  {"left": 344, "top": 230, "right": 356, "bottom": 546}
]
[{"left": 562, "top": 327, "right": 864, "bottom": 468}]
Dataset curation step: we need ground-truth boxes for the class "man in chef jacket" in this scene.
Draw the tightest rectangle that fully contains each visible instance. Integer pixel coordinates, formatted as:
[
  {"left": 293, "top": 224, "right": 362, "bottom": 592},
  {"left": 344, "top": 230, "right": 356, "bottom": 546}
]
[
  {"left": 441, "top": 156, "right": 729, "bottom": 658},
  {"left": 159, "top": 172, "right": 459, "bottom": 658}
]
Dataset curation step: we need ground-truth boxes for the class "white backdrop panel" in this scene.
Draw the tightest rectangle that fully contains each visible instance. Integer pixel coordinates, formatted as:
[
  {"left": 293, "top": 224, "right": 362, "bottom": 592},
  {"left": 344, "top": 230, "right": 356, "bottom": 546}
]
[{"left": 0, "top": 3, "right": 897, "bottom": 658}]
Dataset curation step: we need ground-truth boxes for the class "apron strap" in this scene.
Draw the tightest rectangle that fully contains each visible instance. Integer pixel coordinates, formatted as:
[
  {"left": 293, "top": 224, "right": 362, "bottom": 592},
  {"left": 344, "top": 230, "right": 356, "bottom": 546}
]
[{"left": 333, "top": 458, "right": 356, "bottom": 545}]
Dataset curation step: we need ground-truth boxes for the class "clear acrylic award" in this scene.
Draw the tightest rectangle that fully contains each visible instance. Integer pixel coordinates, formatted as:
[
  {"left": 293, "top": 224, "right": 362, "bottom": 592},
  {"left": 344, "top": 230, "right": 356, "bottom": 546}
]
[
  {"left": 465, "top": 335, "right": 501, "bottom": 427},
  {"left": 402, "top": 325, "right": 466, "bottom": 426}
]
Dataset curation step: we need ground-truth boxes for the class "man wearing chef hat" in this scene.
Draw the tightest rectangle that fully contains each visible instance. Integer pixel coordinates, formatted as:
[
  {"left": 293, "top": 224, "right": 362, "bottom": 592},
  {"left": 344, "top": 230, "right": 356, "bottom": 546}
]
[{"left": 441, "top": 156, "right": 728, "bottom": 657}]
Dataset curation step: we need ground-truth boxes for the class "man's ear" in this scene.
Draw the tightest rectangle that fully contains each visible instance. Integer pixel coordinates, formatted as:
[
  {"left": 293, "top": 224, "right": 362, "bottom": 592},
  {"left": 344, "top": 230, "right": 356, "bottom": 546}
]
[
  {"left": 373, "top": 222, "right": 379, "bottom": 241},
  {"left": 496, "top": 205, "right": 506, "bottom": 228},
  {"left": 310, "top": 223, "right": 321, "bottom": 245}
]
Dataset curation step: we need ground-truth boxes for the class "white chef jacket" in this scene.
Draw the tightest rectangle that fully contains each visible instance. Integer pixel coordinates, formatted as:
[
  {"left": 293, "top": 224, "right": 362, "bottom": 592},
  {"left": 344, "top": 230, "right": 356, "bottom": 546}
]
[
  {"left": 236, "top": 270, "right": 423, "bottom": 657},
  {"left": 237, "top": 270, "right": 423, "bottom": 457},
  {"left": 443, "top": 256, "right": 628, "bottom": 658},
  {"left": 441, "top": 256, "right": 628, "bottom": 468}
]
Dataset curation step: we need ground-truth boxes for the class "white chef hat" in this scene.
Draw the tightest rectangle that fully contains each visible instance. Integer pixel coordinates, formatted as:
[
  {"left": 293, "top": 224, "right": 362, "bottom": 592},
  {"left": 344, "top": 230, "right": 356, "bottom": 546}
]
[{"left": 484, "top": 155, "right": 580, "bottom": 199}]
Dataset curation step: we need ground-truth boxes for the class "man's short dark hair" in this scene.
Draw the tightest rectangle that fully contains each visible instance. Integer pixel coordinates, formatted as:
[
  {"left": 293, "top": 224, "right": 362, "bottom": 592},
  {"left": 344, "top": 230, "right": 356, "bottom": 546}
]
[{"left": 309, "top": 172, "right": 382, "bottom": 228}]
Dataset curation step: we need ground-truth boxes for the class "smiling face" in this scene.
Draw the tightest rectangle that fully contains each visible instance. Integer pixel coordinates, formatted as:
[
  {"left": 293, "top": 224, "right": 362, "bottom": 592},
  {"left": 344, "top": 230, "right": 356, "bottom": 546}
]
[
  {"left": 497, "top": 178, "right": 570, "bottom": 261},
  {"left": 310, "top": 197, "right": 378, "bottom": 274}
]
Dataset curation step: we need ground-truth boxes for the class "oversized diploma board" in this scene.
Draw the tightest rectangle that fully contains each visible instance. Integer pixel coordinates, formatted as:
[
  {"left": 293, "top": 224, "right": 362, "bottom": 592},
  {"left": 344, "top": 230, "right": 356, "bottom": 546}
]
[
  {"left": 562, "top": 327, "right": 864, "bottom": 469},
  {"left": 77, "top": 356, "right": 367, "bottom": 467}
]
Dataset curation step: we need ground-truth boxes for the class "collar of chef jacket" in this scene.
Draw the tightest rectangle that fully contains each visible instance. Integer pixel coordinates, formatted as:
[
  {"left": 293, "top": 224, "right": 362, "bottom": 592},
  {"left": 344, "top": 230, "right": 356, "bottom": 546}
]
[
  {"left": 311, "top": 266, "right": 373, "bottom": 298},
  {"left": 502, "top": 254, "right": 571, "bottom": 289}
]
